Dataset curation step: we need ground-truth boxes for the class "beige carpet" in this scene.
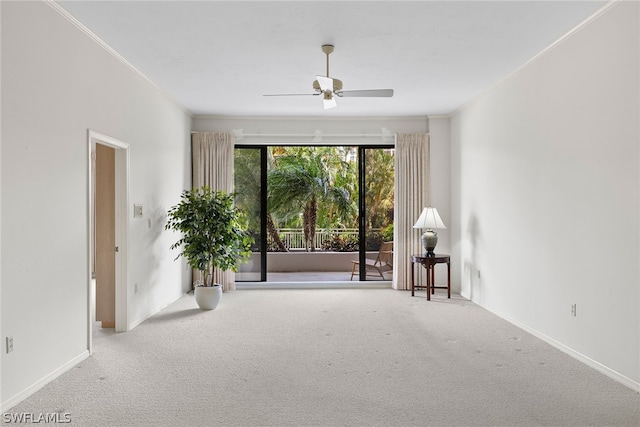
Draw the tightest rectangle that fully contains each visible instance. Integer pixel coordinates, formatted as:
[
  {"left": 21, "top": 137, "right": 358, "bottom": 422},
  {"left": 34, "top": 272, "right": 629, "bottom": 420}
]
[{"left": 4, "top": 289, "right": 639, "bottom": 426}]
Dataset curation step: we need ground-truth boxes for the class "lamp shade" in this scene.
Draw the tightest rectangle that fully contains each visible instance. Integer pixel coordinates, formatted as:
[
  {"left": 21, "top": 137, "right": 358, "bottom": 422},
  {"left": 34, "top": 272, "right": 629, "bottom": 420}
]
[{"left": 413, "top": 207, "right": 447, "bottom": 230}]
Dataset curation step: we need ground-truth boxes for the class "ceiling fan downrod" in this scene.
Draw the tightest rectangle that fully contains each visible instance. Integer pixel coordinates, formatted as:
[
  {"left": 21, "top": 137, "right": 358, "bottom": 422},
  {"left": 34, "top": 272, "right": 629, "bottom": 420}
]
[{"left": 322, "top": 44, "right": 334, "bottom": 77}]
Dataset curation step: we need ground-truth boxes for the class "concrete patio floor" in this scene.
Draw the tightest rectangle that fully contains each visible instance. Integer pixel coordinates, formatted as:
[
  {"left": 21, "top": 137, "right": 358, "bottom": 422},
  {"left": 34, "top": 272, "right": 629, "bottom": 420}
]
[
  {"left": 237, "top": 270, "right": 392, "bottom": 289},
  {"left": 270, "top": 271, "right": 391, "bottom": 281}
]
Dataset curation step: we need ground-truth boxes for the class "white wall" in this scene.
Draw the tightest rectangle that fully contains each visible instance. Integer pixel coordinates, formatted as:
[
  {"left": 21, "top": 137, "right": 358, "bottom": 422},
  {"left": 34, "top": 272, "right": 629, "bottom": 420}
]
[
  {"left": 427, "top": 117, "right": 452, "bottom": 262},
  {"left": 450, "top": 2, "right": 639, "bottom": 389},
  {"left": 1, "top": 1, "right": 192, "bottom": 409}
]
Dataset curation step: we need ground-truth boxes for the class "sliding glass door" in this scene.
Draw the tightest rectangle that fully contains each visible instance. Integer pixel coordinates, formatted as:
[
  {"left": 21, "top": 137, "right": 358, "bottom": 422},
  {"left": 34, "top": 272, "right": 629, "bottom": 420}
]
[
  {"left": 357, "top": 147, "right": 395, "bottom": 280},
  {"left": 234, "top": 147, "right": 265, "bottom": 281},
  {"left": 234, "top": 145, "right": 393, "bottom": 282}
]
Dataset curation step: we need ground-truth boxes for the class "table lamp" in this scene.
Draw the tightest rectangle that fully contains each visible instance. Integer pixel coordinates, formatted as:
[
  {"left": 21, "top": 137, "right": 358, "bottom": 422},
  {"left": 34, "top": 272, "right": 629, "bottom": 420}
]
[{"left": 413, "top": 207, "right": 446, "bottom": 256}]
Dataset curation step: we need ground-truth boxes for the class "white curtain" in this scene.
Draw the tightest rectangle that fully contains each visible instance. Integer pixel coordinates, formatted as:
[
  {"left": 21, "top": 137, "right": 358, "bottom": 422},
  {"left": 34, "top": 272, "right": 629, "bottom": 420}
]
[
  {"left": 393, "top": 133, "right": 430, "bottom": 290},
  {"left": 191, "top": 132, "right": 236, "bottom": 291}
]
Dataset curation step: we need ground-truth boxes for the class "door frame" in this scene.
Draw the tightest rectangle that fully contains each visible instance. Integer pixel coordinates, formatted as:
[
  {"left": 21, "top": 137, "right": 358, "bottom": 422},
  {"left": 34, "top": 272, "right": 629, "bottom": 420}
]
[
  {"left": 87, "top": 130, "right": 130, "bottom": 352},
  {"left": 234, "top": 144, "right": 394, "bottom": 283}
]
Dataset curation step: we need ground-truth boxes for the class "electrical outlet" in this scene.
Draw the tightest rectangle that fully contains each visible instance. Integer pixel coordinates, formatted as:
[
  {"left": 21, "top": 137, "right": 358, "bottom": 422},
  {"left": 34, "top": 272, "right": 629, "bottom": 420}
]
[
  {"left": 6, "top": 336, "right": 14, "bottom": 353},
  {"left": 570, "top": 304, "right": 577, "bottom": 317}
]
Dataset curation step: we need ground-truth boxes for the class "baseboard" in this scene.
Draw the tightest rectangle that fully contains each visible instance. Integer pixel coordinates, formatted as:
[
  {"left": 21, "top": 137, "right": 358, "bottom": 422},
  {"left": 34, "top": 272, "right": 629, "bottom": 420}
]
[
  {"left": 473, "top": 300, "right": 640, "bottom": 393},
  {"left": 128, "top": 291, "right": 187, "bottom": 330},
  {"left": 237, "top": 281, "right": 392, "bottom": 290},
  {"left": 1, "top": 350, "right": 90, "bottom": 412}
]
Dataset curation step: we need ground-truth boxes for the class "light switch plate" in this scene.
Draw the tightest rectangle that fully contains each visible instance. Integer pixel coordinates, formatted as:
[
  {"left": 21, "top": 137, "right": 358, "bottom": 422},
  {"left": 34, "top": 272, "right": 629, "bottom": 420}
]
[{"left": 133, "top": 204, "right": 143, "bottom": 218}]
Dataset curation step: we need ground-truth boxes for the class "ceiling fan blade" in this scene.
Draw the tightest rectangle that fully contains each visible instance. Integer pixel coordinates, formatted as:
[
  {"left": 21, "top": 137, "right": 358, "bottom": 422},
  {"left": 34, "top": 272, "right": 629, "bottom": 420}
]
[
  {"left": 263, "top": 93, "right": 319, "bottom": 97},
  {"left": 337, "top": 89, "right": 394, "bottom": 98},
  {"left": 316, "top": 75, "right": 334, "bottom": 92}
]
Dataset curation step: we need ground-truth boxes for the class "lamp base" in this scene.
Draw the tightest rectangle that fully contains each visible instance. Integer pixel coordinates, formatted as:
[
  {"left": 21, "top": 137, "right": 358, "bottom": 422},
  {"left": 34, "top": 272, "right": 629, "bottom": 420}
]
[{"left": 421, "top": 229, "right": 438, "bottom": 257}]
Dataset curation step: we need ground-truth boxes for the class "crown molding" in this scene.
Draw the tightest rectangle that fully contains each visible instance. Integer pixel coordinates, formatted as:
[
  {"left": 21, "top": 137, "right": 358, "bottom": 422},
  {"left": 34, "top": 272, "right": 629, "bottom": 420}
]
[
  {"left": 192, "top": 115, "right": 429, "bottom": 121},
  {"left": 45, "top": 0, "right": 193, "bottom": 118},
  {"left": 449, "top": 0, "right": 620, "bottom": 117}
]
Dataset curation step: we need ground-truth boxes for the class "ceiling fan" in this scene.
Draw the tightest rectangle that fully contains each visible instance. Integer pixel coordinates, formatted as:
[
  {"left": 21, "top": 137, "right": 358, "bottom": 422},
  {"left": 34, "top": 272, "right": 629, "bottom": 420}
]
[{"left": 264, "top": 44, "right": 394, "bottom": 109}]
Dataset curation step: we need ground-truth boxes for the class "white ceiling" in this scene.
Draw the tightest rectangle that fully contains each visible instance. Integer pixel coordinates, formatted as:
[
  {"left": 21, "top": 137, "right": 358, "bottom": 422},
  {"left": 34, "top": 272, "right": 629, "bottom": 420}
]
[{"left": 56, "top": 1, "right": 608, "bottom": 117}]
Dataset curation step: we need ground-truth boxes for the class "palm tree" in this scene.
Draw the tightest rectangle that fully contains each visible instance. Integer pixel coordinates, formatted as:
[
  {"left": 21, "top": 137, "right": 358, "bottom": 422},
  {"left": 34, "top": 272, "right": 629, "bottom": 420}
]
[
  {"left": 234, "top": 148, "right": 288, "bottom": 251},
  {"left": 268, "top": 147, "right": 355, "bottom": 251},
  {"left": 364, "top": 148, "right": 395, "bottom": 229},
  {"left": 317, "top": 146, "right": 358, "bottom": 229}
]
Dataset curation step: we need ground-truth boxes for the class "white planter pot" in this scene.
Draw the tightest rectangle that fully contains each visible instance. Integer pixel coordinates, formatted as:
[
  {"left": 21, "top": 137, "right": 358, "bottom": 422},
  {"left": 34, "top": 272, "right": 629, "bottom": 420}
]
[{"left": 194, "top": 285, "right": 222, "bottom": 310}]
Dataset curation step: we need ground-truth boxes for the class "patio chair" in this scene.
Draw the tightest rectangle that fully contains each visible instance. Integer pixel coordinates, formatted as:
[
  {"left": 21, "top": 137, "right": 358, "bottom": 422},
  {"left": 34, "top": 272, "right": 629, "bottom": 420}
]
[{"left": 350, "top": 241, "right": 393, "bottom": 280}]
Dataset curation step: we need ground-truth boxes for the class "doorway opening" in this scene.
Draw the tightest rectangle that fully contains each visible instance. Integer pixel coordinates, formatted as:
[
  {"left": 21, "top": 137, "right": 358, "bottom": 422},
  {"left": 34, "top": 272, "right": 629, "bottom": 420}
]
[
  {"left": 88, "top": 130, "right": 129, "bottom": 352},
  {"left": 234, "top": 145, "right": 394, "bottom": 283}
]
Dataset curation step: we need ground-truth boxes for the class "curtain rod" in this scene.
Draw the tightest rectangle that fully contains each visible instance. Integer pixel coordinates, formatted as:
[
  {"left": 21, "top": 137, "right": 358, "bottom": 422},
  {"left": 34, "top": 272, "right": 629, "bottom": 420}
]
[
  {"left": 189, "top": 133, "right": 392, "bottom": 137},
  {"left": 236, "top": 133, "right": 391, "bottom": 137},
  {"left": 191, "top": 129, "right": 395, "bottom": 139},
  {"left": 234, "top": 133, "right": 393, "bottom": 139},
  {"left": 189, "top": 132, "right": 390, "bottom": 136}
]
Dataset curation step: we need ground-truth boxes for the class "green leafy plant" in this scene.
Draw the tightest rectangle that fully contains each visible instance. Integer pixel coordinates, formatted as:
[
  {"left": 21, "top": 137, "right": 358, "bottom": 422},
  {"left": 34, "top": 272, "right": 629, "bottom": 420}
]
[
  {"left": 381, "top": 223, "right": 394, "bottom": 242},
  {"left": 321, "top": 234, "right": 359, "bottom": 252},
  {"left": 267, "top": 147, "right": 354, "bottom": 252},
  {"left": 165, "top": 186, "right": 253, "bottom": 287}
]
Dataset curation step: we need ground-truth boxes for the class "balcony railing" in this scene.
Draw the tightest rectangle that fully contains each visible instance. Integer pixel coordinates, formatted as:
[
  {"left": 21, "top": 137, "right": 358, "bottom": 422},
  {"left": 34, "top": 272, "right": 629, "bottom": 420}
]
[{"left": 271, "top": 228, "right": 382, "bottom": 251}]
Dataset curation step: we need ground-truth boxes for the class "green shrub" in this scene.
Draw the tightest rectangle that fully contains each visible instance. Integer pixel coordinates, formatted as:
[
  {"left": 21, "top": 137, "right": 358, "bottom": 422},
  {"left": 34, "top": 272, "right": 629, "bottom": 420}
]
[
  {"left": 322, "top": 234, "right": 359, "bottom": 252},
  {"left": 381, "top": 223, "right": 394, "bottom": 242}
]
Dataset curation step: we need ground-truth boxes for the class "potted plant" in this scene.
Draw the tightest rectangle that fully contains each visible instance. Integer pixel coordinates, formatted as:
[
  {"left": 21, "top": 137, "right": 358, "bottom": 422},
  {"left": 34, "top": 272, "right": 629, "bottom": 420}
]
[{"left": 166, "top": 186, "right": 252, "bottom": 310}]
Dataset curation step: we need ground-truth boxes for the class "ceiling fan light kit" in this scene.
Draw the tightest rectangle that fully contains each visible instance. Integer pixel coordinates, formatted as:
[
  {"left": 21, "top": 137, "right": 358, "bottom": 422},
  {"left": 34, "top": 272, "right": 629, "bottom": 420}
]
[{"left": 264, "top": 44, "right": 394, "bottom": 109}]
